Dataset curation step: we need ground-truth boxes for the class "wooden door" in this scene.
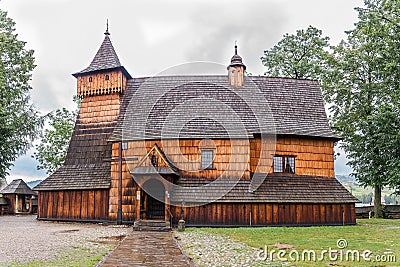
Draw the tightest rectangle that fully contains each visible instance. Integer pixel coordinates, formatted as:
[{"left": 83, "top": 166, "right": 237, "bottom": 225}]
[{"left": 142, "top": 179, "right": 165, "bottom": 220}]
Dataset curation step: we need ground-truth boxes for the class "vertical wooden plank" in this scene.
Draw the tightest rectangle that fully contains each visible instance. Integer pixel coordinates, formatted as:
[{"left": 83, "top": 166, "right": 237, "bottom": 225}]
[
  {"left": 332, "top": 204, "right": 338, "bottom": 224},
  {"left": 200, "top": 205, "right": 206, "bottom": 225},
  {"left": 266, "top": 204, "right": 272, "bottom": 224},
  {"left": 51, "top": 192, "right": 58, "bottom": 218},
  {"left": 88, "top": 191, "right": 95, "bottom": 219},
  {"left": 295, "top": 204, "right": 301, "bottom": 225},
  {"left": 302, "top": 204, "right": 308, "bottom": 225},
  {"left": 217, "top": 204, "right": 222, "bottom": 225},
  {"left": 279, "top": 204, "right": 286, "bottom": 225},
  {"left": 103, "top": 189, "right": 109, "bottom": 219},
  {"left": 192, "top": 206, "right": 198, "bottom": 224},
  {"left": 71, "top": 191, "right": 77, "bottom": 219},
  {"left": 288, "top": 204, "right": 295, "bottom": 225},
  {"left": 285, "top": 204, "right": 291, "bottom": 224},
  {"left": 320, "top": 204, "right": 326, "bottom": 224},
  {"left": 62, "top": 191, "right": 69, "bottom": 218},
  {"left": 244, "top": 204, "right": 250, "bottom": 225},
  {"left": 57, "top": 191, "right": 63, "bottom": 218},
  {"left": 76, "top": 191, "right": 82, "bottom": 219},
  {"left": 222, "top": 204, "right": 227, "bottom": 225},
  {"left": 307, "top": 204, "right": 314, "bottom": 225},
  {"left": 259, "top": 203, "right": 266, "bottom": 225},
  {"left": 95, "top": 190, "right": 102, "bottom": 219},
  {"left": 47, "top": 192, "right": 53, "bottom": 218},
  {"left": 325, "top": 204, "right": 332, "bottom": 224},
  {"left": 350, "top": 204, "right": 356, "bottom": 224},
  {"left": 80, "top": 191, "right": 88, "bottom": 219},
  {"left": 252, "top": 204, "right": 258, "bottom": 225},
  {"left": 207, "top": 204, "right": 213, "bottom": 225},
  {"left": 272, "top": 204, "right": 279, "bottom": 225},
  {"left": 41, "top": 192, "right": 47, "bottom": 218},
  {"left": 237, "top": 204, "right": 243, "bottom": 225},
  {"left": 231, "top": 204, "right": 237, "bottom": 226},
  {"left": 37, "top": 193, "right": 41, "bottom": 218},
  {"left": 313, "top": 204, "right": 320, "bottom": 224},
  {"left": 241, "top": 204, "right": 246, "bottom": 225}
]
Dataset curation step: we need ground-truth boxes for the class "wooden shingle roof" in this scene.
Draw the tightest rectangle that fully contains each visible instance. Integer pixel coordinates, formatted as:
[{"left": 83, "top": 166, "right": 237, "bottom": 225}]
[
  {"left": 72, "top": 34, "right": 131, "bottom": 78},
  {"left": 110, "top": 76, "right": 339, "bottom": 141},
  {"left": 171, "top": 175, "right": 359, "bottom": 204},
  {"left": 34, "top": 163, "right": 111, "bottom": 191},
  {"left": 34, "top": 119, "right": 114, "bottom": 191},
  {"left": 0, "top": 179, "right": 36, "bottom": 195}
]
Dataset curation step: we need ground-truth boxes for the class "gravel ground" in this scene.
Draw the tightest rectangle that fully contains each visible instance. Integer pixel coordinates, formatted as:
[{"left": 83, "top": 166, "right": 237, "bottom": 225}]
[
  {"left": 0, "top": 215, "right": 130, "bottom": 266},
  {"left": 175, "top": 230, "right": 291, "bottom": 267}
]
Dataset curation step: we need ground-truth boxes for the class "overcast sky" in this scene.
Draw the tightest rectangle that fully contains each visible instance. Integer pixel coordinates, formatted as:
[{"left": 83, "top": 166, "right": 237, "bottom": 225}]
[{"left": 1, "top": 0, "right": 362, "bottom": 183}]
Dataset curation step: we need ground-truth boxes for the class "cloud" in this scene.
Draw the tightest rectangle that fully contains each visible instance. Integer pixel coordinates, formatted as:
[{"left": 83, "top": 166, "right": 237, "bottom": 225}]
[
  {"left": 7, "top": 152, "right": 46, "bottom": 183},
  {"left": 183, "top": 2, "right": 286, "bottom": 75},
  {"left": 2, "top": 0, "right": 360, "bottom": 180},
  {"left": 334, "top": 146, "right": 353, "bottom": 175}
]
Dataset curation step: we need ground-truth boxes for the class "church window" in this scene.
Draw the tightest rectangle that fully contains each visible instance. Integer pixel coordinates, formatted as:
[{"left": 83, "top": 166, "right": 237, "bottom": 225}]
[{"left": 201, "top": 150, "right": 214, "bottom": 170}]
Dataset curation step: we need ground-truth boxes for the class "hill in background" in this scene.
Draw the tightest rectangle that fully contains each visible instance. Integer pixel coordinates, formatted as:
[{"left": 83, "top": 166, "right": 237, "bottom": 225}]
[
  {"left": 27, "top": 180, "right": 42, "bottom": 189},
  {"left": 336, "top": 174, "right": 399, "bottom": 205}
]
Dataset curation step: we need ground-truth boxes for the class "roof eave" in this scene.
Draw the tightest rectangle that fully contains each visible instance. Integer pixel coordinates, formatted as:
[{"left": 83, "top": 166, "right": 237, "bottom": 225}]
[{"left": 72, "top": 66, "right": 132, "bottom": 79}]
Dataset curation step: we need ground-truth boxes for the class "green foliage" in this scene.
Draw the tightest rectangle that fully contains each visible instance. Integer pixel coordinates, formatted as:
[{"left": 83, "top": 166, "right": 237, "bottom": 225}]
[
  {"left": 0, "top": 9, "right": 42, "bottom": 179},
  {"left": 261, "top": 0, "right": 400, "bottom": 217},
  {"left": 33, "top": 107, "right": 76, "bottom": 174},
  {"left": 261, "top": 25, "right": 330, "bottom": 80},
  {"left": 324, "top": 0, "right": 400, "bottom": 204}
]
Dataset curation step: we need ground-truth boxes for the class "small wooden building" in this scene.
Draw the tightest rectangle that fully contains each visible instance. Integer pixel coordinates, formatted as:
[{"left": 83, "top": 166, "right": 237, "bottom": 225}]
[
  {"left": 0, "top": 197, "right": 10, "bottom": 215},
  {"left": 0, "top": 179, "right": 37, "bottom": 214},
  {"left": 34, "top": 28, "right": 358, "bottom": 226}
]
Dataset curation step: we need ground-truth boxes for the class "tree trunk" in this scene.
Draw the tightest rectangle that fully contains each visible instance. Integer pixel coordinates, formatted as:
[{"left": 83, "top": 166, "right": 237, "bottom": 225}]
[{"left": 374, "top": 185, "right": 383, "bottom": 218}]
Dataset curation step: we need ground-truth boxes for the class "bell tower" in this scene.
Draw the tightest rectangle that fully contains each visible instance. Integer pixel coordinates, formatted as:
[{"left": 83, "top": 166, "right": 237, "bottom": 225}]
[
  {"left": 227, "top": 43, "right": 246, "bottom": 87},
  {"left": 72, "top": 23, "right": 132, "bottom": 125},
  {"left": 73, "top": 23, "right": 131, "bottom": 98}
]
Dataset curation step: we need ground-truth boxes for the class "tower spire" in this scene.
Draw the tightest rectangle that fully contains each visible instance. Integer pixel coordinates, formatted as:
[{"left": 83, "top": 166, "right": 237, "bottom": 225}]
[
  {"left": 235, "top": 40, "right": 238, "bottom": 55},
  {"left": 105, "top": 19, "right": 110, "bottom": 36},
  {"left": 227, "top": 41, "right": 246, "bottom": 87}
]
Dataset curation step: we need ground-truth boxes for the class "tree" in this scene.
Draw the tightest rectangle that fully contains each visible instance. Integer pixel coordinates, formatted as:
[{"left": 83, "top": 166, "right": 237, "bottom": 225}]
[
  {"left": 260, "top": 1, "right": 400, "bottom": 218},
  {"left": 325, "top": 0, "right": 400, "bottom": 217},
  {"left": 0, "top": 9, "right": 42, "bottom": 183},
  {"left": 261, "top": 25, "right": 330, "bottom": 80},
  {"left": 33, "top": 107, "right": 77, "bottom": 175}
]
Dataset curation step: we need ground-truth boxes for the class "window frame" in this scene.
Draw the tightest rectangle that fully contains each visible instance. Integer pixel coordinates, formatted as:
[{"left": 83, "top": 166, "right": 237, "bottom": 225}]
[
  {"left": 273, "top": 155, "right": 296, "bottom": 174},
  {"left": 201, "top": 149, "right": 215, "bottom": 170}
]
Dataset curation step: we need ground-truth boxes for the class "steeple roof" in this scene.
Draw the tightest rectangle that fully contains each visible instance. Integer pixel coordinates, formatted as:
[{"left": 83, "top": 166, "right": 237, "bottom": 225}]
[
  {"left": 0, "top": 179, "right": 36, "bottom": 195},
  {"left": 73, "top": 29, "right": 131, "bottom": 78},
  {"left": 228, "top": 44, "right": 246, "bottom": 70}
]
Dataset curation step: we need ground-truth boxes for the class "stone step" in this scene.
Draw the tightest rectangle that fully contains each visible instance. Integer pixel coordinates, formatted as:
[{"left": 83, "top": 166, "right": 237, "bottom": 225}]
[{"left": 133, "top": 220, "right": 171, "bottom": 232}]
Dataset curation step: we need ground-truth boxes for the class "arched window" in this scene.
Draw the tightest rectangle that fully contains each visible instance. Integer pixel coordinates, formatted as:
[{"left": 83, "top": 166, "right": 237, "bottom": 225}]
[
  {"left": 105, "top": 74, "right": 110, "bottom": 81},
  {"left": 88, "top": 77, "right": 93, "bottom": 83}
]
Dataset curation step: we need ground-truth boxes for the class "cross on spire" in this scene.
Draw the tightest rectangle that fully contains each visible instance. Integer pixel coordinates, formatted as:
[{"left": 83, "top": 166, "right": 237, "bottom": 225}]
[
  {"left": 105, "top": 19, "right": 110, "bottom": 36},
  {"left": 234, "top": 40, "right": 238, "bottom": 55}
]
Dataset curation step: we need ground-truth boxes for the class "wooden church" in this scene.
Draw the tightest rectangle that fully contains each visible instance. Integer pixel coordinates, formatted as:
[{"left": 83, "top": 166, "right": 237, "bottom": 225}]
[{"left": 35, "top": 27, "right": 358, "bottom": 226}]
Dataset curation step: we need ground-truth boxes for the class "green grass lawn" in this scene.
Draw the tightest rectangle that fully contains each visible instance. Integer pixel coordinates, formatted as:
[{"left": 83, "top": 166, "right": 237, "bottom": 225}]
[
  {"left": 5, "top": 245, "right": 112, "bottom": 267},
  {"left": 198, "top": 219, "right": 400, "bottom": 266}
]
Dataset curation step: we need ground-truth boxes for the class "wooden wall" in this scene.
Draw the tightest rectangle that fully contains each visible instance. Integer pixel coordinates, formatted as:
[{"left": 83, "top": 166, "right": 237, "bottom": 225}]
[
  {"left": 78, "top": 93, "right": 121, "bottom": 125},
  {"left": 275, "top": 136, "right": 334, "bottom": 177},
  {"left": 77, "top": 70, "right": 127, "bottom": 97},
  {"left": 119, "top": 136, "right": 335, "bottom": 182},
  {"left": 37, "top": 190, "right": 109, "bottom": 221},
  {"left": 109, "top": 157, "right": 136, "bottom": 222},
  {"left": 171, "top": 202, "right": 356, "bottom": 226},
  {"left": 2, "top": 195, "right": 16, "bottom": 214}
]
